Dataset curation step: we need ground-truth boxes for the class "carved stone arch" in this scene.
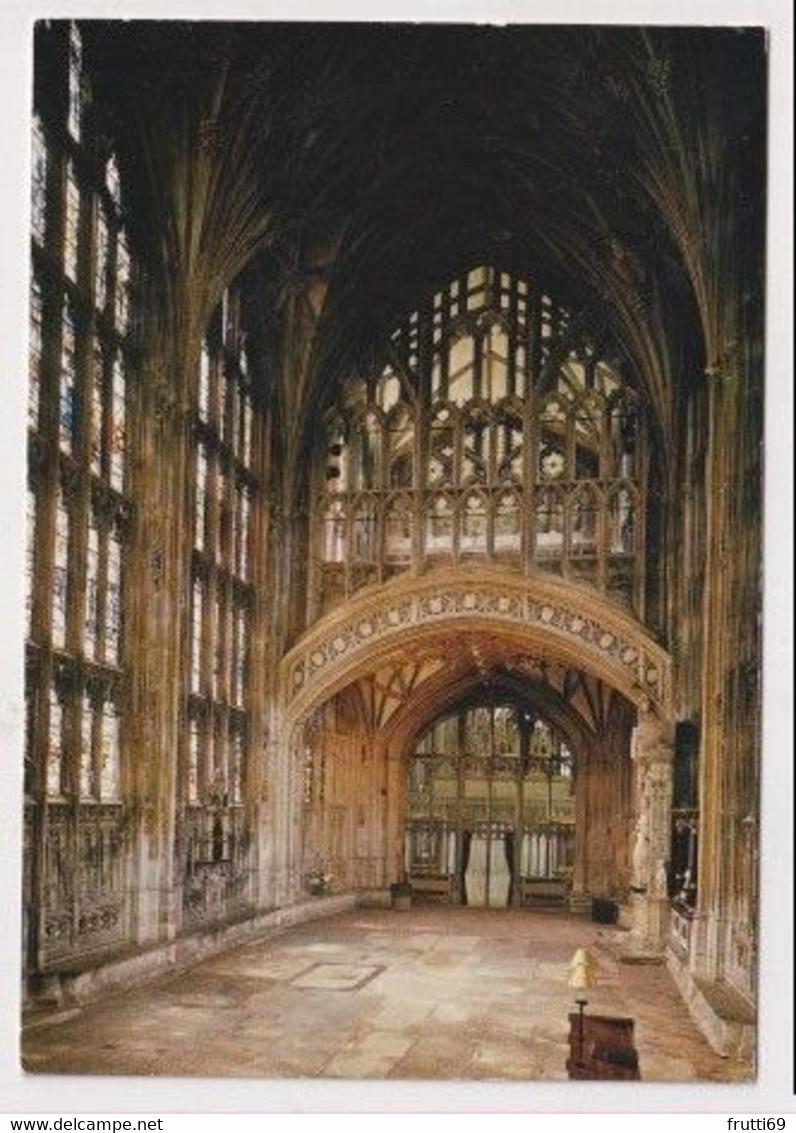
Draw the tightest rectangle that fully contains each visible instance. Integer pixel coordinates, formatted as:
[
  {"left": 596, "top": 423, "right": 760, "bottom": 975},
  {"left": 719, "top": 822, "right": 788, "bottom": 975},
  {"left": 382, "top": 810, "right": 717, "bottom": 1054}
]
[
  {"left": 279, "top": 566, "right": 672, "bottom": 735},
  {"left": 379, "top": 662, "right": 600, "bottom": 760}
]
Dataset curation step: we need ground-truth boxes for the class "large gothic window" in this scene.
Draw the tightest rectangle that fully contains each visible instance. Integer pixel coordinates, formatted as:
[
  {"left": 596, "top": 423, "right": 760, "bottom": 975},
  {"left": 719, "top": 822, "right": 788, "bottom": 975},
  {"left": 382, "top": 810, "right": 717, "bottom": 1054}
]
[
  {"left": 182, "top": 287, "right": 258, "bottom": 929},
  {"left": 405, "top": 702, "right": 575, "bottom": 907},
  {"left": 312, "top": 265, "right": 648, "bottom": 618},
  {"left": 26, "top": 21, "right": 133, "bottom": 966}
]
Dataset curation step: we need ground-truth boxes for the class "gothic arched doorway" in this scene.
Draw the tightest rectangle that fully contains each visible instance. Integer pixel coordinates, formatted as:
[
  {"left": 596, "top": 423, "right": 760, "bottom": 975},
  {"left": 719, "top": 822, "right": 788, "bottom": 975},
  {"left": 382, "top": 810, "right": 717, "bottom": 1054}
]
[{"left": 405, "top": 700, "right": 575, "bottom": 908}]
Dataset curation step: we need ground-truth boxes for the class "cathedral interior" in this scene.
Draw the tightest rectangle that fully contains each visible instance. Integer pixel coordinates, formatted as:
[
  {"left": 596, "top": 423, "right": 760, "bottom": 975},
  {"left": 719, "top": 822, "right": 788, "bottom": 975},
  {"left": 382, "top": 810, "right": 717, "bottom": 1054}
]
[{"left": 21, "top": 20, "right": 765, "bottom": 1081}]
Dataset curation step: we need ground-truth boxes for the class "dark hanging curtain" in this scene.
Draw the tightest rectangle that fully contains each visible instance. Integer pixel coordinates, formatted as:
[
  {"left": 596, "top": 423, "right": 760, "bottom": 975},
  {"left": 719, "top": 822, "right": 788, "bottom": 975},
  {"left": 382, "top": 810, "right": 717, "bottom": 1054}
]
[
  {"left": 459, "top": 830, "right": 472, "bottom": 906},
  {"left": 503, "top": 831, "right": 515, "bottom": 905}
]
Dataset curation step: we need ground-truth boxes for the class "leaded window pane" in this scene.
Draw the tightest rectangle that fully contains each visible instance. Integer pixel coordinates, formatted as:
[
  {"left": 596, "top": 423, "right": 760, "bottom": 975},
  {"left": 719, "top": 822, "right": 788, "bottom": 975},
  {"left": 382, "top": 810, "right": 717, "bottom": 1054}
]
[
  {"left": 426, "top": 496, "right": 453, "bottom": 557},
  {"left": 195, "top": 443, "right": 207, "bottom": 552},
  {"left": 29, "top": 273, "right": 43, "bottom": 431},
  {"left": 323, "top": 499, "right": 346, "bottom": 563},
  {"left": 85, "top": 514, "right": 100, "bottom": 659},
  {"left": 187, "top": 717, "right": 200, "bottom": 804},
  {"left": 80, "top": 693, "right": 94, "bottom": 799},
  {"left": 95, "top": 205, "right": 109, "bottom": 311},
  {"left": 230, "top": 730, "right": 244, "bottom": 804},
  {"left": 460, "top": 493, "right": 487, "bottom": 555},
  {"left": 198, "top": 343, "right": 210, "bottom": 422},
  {"left": 105, "top": 531, "right": 122, "bottom": 665},
  {"left": 64, "top": 164, "right": 80, "bottom": 282},
  {"left": 59, "top": 302, "right": 77, "bottom": 454},
  {"left": 53, "top": 491, "right": 69, "bottom": 649},
  {"left": 494, "top": 492, "right": 521, "bottom": 555},
  {"left": 26, "top": 487, "right": 36, "bottom": 638},
  {"left": 100, "top": 701, "right": 120, "bottom": 800},
  {"left": 106, "top": 155, "right": 121, "bottom": 205},
  {"left": 110, "top": 356, "right": 126, "bottom": 492},
  {"left": 191, "top": 579, "right": 203, "bottom": 694},
  {"left": 31, "top": 116, "right": 47, "bottom": 244},
  {"left": 242, "top": 397, "right": 252, "bottom": 467},
  {"left": 234, "top": 607, "right": 247, "bottom": 707},
  {"left": 67, "top": 23, "right": 82, "bottom": 141},
  {"left": 47, "top": 689, "right": 64, "bottom": 798},
  {"left": 239, "top": 491, "right": 250, "bottom": 580},
  {"left": 610, "top": 488, "right": 635, "bottom": 554},
  {"left": 115, "top": 232, "right": 130, "bottom": 333}
]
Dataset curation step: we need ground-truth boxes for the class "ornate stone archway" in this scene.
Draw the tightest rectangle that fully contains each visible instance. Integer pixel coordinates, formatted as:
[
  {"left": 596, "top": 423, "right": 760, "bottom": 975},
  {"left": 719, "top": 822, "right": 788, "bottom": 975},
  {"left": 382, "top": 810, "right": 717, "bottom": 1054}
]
[
  {"left": 276, "top": 568, "right": 674, "bottom": 941},
  {"left": 280, "top": 566, "right": 672, "bottom": 731}
]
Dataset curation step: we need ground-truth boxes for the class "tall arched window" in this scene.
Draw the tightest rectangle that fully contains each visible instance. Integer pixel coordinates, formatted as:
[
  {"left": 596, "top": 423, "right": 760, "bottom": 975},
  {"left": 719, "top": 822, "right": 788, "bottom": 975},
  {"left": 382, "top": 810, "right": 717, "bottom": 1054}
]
[
  {"left": 182, "top": 285, "right": 259, "bottom": 929},
  {"left": 387, "top": 405, "right": 414, "bottom": 489},
  {"left": 385, "top": 494, "right": 414, "bottom": 567},
  {"left": 460, "top": 491, "right": 488, "bottom": 558},
  {"left": 426, "top": 495, "right": 454, "bottom": 560},
  {"left": 312, "top": 265, "right": 649, "bottom": 616},
  {"left": 26, "top": 22, "right": 136, "bottom": 966},
  {"left": 406, "top": 701, "right": 575, "bottom": 907}
]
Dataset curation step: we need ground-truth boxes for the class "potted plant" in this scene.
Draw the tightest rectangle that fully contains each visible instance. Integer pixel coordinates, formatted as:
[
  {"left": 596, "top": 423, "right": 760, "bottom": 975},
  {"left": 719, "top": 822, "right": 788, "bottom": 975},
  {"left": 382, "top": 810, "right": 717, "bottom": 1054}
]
[{"left": 390, "top": 877, "right": 413, "bottom": 911}]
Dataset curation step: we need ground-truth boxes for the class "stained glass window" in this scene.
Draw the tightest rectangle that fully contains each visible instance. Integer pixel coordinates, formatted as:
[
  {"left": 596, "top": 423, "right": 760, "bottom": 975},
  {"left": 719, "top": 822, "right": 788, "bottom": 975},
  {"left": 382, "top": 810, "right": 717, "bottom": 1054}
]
[
  {"left": 314, "top": 267, "right": 648, "bottom": 613},
  {"left": 460, "top": 492, "right": 488, "bottom": 555},
  {"left": 535, "top": 488, "right": 564, "bottom": 557},
  {"left": 191, "top": 579, "right": 203, "bottom": 694},
  {"left": 115, "top": 232, "right": 130, "bottom": 333},
  {"left": 426, "top": 496, "right": 453, "bottom": 557},
  {"left": 494, "top": 491, "right": 521, "bottom": 554},
  {"left": 238, "top": 491, "right": 250, "bottom": 580},
  {"left": 91, "top": 344, "right": 104, "bottom": 477},
  {"left": 29, "top": 273, "right": 43, "bottom": 431},
  {"left": 230, "top": 730, "right": 244, "bottom": 804},
  {"left": 64, "top": 163, "right": 80, "bottom": 282},
  {"left": 100, "top": 700, "right": 119, "bottom": 800},
  {"left": 59, "top": 302, "right": 77, "bottom": 454},
  {"left": 187, "top": 717, "right": 200, "bottom": 804},
  {"left": 610, "top": 488, "right": 635, "bottom": 554},
  {"left": 385, "top": 496, "right": 413, "bottom": 564},
  {"left": 212, "top": 594, "right": 223, "bottom": 700},
  {"left": 95, "top": 206, "right": 109, "bottom": 312},
  {"left": 80, "top": 693, "right": 94, "bottom": 799},
  {"left": 110, "top": 355, "right": 126, "bottom": 492},
  {"left": 195, "top": 443, "right": 207, "bottom": 552},
  {"left": 217, "top": 366, "right": 228, "bottom": 442},
  {"left": 47, "top": 688, "right": 64, "bottom": 798},
  {"left": 105, "top": 529, "right": 122, "bottom": 665},
  {"left": 53, "top": 490, "right": 69, "bottom": 649},
  {"left": 323, "top": 499, "right": 346, "bottom": 563},
  {"left": 199, "top": 343, "right": 210, "bottom": 422},
  {"left": 234, "top": 607, "right": 247, "bottom": 707},
  {"left": 67, "top": 23, "right": 82, "bottom": 141},
  {"left": 85, "top": 511, "right": 99, "bottom": 659},
  {"left": 105, "top": 155, "right": 120, "bottom": 205},
  {"left": 26, "top": 487, "right": 37, "bottom": 638},
  {"left": 31, "top": 115, "right": 47, "bottom": 244},
  {"left": 242, "top": 397, "right": 252, "bottom": 467},
  {"left": 571, "top": 488, "right": 599, "bottom": 555}
]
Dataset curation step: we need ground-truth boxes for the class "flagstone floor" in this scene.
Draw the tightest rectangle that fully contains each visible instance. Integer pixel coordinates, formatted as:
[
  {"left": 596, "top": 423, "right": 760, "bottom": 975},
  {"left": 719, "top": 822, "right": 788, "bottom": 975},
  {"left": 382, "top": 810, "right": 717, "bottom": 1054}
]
[{"left": 21, "top": 907, "right": 751, "bottom": 1082}]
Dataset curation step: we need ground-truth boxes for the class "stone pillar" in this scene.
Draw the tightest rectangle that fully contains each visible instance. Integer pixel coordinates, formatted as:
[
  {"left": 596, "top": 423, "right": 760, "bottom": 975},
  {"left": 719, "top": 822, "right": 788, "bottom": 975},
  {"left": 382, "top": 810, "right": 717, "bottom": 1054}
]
[{"left": 629, "top": 707, "right": 674, "bottom": 951}]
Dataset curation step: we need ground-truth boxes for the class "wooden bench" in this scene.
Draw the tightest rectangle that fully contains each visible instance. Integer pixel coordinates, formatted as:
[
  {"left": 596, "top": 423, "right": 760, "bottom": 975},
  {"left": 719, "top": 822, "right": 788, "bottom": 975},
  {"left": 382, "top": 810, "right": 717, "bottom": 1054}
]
[{"left": 409, "top": 875, "right": 454, "bottom": 903}]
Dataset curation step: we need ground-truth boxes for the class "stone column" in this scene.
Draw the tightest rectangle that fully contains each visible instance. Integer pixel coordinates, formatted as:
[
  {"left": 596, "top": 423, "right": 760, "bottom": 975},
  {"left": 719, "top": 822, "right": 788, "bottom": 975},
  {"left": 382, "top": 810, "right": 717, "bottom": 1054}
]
[{"left": 629, "top": 706, "right": 674, "bottom": 951}]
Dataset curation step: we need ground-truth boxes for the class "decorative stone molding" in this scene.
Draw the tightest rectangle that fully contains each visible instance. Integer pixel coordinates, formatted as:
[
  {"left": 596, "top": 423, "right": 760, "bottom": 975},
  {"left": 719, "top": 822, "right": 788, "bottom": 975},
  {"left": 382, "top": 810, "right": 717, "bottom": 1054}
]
[{"left": 279, "top": 567, "right": 671, "bottom": 729}]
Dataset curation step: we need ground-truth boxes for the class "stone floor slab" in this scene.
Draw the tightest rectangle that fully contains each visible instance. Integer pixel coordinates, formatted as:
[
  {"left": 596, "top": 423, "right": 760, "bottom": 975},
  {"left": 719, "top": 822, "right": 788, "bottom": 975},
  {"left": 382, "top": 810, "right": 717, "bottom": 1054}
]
[{"left": 21, "top": 907, "right": 753, "bottom": 1082}]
